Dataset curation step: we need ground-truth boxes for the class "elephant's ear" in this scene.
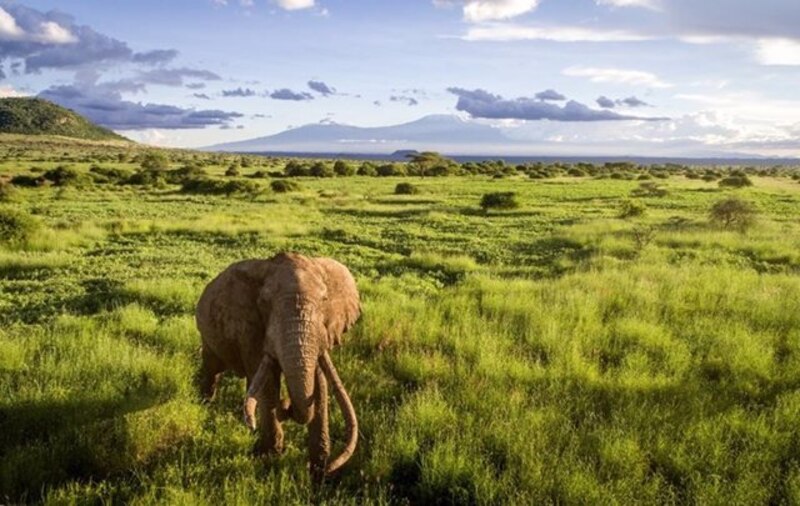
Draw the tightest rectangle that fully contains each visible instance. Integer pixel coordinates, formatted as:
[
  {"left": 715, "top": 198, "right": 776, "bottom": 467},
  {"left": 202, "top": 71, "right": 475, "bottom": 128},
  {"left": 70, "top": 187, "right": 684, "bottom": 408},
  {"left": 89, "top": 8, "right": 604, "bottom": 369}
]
[
  {"left": 316, "top": 257, "right": 361, "bottom": 348},
  {"left": 255, "top": 254, "right": 289, "bottom": 326}
]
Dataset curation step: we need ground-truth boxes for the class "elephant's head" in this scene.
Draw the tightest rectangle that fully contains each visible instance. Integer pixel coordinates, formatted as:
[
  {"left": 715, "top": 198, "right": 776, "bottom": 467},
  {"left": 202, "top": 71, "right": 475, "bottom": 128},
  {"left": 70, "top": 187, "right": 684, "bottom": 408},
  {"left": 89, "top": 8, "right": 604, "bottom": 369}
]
[{"left": 244, "top": 253, "right": 360, "bottom": 474}]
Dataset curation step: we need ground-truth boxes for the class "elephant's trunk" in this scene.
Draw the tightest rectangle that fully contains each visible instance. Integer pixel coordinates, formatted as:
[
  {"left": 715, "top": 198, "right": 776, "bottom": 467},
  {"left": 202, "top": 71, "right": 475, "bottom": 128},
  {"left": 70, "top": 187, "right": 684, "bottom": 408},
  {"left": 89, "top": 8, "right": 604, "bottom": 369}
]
[
  {"left": 280, "top": 330, "right": 318, "bottom": 425},
  {"left": 320, "top": 350, "right": 358, "bottom": 475}
]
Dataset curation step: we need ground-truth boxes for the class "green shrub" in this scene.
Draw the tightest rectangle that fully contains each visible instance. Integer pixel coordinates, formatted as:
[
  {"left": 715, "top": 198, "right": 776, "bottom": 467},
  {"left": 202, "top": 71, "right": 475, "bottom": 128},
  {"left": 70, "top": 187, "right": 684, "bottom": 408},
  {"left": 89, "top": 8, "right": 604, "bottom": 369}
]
[
  {"left": 480, "top": 192, "right": 519, "bottom": 211},
  {"left": 89, "top": 166, "right": 133, "bottom": 184},
  {"left": 180, "top": 177, "right": 260, "bottom": 196},
  {"left": 285, "top": 160, "right": 310, "bottom": 177},
  {"left": 710, "top": 198, "right": 756, "bottom": 231},
  {"left": 43, "top": 166, "right": 89, "bottom": 187},
  {"left": 310, "top": 162, "right": 334, "bottom": 178},
  {"left": 225, "top": 165, "right": 240, "bottom": 177},
  {"left": 270, "top": 180, "right": 301, "bottom": 193},
  {"left": 139, "top": 151, "right": 169, "bottom": 171},
  {"left": 718, "top": 175, "right": 753, "bottom": 188},
  {"left": 631, "top": 182, "right": 668, "bottom": 198},
  {"left": 0, "top": 209, "right": 39, "bottom": 246},
  {"left": 333, "top": 160, "right": 355, "bottom": 176},
  {"left": 377, "top": 163, "right": 406, "bottom": 177},
  {"left": 357, "top": 162, "right": 378, "bottom": 176},
  {"left": 0, "top": 181, "right": 19, "bottom": 202},
  {"left": 10, "top": 174, "right": 44, "bottom": 187},
  {"left": 619, "top": 199, "right": 647, "bottom": 218},
  {"left": 125, "top": 169, "right": 167, "bottom": 187},
  {"left": 395, "top": 182, "right": 419, "bottom": 195}
]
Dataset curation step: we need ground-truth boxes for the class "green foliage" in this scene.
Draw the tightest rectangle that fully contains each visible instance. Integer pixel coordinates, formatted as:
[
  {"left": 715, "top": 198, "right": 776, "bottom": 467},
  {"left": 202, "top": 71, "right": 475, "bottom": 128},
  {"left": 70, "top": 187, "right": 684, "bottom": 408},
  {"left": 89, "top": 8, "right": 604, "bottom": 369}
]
[
  {"left": 43, "top": 166, "right": 91, "bottom": 187},
  {"left": 619, "top": 199, "right": 647, "bottom": 218},
  {"left": 0, "top": 208, "right": 39, "bottom": 246},
  {"left": 480, "top": 191, "right": 519, "bottom": 211},
  {"left": 225, "top": 164, "right": 240, "bottom": 177},
  {"left": 395, "top": 182, "right": 419, "bottom": 195},
  {"left": 180, "top": 177, "right": 261, "bottom": 196},
  {"left": 631, "top": 182, "right": 668, "bottom": 198},
  {"left": 270, "top": 179, "right": 302, "bottom": 193},
  {"left": 89, "top": 165, "right": 133, "bottom": 184},
  {"left": 0, "top": 180, "right": 19, "bottom": 202},
  {"left": 719, "top": 175, "right": 754, "bottom": 188},
  {"left": 333, "top": 160, "right": 355, "bottom": 176},
  {"left": 357, "top": 162, "right": 378, "bottom": 176},
  {"left": 309, "top": 161, "right": 334, "bottom": 178},
  {"left": 710, "top": 198, "right": 757, "bottom": 231},
  {"left": 140, "top": 151, "right": 170, "bottom": 171},
  {"left": 0, "top": 97, "right": 125, "bottom": 141}
]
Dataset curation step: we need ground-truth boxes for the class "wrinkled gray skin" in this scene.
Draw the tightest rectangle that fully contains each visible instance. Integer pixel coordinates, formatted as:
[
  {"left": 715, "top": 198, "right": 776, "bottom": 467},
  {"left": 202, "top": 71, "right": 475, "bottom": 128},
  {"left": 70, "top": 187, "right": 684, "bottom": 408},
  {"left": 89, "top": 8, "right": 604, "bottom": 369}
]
[{"left": 196, "top": 252, "right": 360, "bottom": 481}]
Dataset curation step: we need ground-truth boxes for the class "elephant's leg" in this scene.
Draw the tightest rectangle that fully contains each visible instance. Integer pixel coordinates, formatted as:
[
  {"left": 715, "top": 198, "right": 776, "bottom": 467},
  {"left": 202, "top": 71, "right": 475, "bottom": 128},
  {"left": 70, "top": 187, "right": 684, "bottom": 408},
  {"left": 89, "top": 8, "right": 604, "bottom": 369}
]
[
  {"left": 257, "top": 358, "right": 284, "bottom": 455},
  {"left": 199, "top": 345, "right": 224, "bottom": 402},
  {"left": 308, "top": 366, "right": 330, "bottom": 483}
]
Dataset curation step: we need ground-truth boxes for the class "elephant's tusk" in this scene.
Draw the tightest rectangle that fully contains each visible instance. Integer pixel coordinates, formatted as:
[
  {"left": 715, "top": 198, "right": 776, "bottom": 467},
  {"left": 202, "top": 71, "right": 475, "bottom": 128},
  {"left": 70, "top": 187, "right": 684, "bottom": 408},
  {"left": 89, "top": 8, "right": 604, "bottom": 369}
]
[
  {"left": 319, "top": 350, "right": 358, "bottom": 475},
  {"left": 243, "top": 357, "right": 270, "bottom": 431}
]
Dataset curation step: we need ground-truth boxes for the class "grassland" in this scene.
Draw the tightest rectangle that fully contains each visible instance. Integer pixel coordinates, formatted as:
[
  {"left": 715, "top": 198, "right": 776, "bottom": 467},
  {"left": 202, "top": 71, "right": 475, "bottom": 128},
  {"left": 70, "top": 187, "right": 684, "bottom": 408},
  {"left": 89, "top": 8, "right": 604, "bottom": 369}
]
[{"left": 1, "top": 141, "right": 799, "bottom": 504}]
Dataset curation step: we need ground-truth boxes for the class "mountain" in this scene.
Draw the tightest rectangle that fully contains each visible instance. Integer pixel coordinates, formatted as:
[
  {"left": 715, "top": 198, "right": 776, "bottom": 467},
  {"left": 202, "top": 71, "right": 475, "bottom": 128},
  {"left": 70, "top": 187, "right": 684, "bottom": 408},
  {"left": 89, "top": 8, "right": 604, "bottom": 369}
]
[
  {"left": 0, "top": 97, "right": 126, "bottom": 141},
  {"left": 205, "top": 114, "right": 515, "bottom": 154}
]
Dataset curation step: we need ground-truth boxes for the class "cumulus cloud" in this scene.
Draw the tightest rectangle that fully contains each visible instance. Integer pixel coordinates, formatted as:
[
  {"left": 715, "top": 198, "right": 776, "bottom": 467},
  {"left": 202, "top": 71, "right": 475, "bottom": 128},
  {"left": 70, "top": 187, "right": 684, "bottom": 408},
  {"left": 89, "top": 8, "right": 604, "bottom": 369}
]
[
  {"left": 222, "top": 87, "right": 257, "bottom": 97},
  {"left": 269, "top": 88, "right": 314, "bottom": 100},
  {"left": 139, "top": 67, "right": 221, "bottom": 86},
  {"left": 434, "top": 0, "right": 541, "bottom": 22},
  {"left": 563, "top": 66, "right": 672, "bottom": 88},
  {"left": 447, "top": 87, "right": 665, "bottom": 121},
  {"left": 0, "top": 84, "right": 26, "bottom": 97},
  {"left": 0, "top": 4, "right": 182, "bottom": 75},
  {"left": 462, "top": 24, "right": 652, "bottom": 42},
  {"left": 390, "top": 95, "right": 419, "bottom": 106},
  {"left": 274, "top": 0, "right": 315, "bottom": 11},
  {"left": 534, "top": 89, "right": 566, "bottom": 101},
  {"left": 597, "top": 95, "right": 650, "bottom": 108},
  {"left": 308, "top": 80, "right": 335, "bottom": 95},
  {"left": 132, "top": 49, "right": 179, "bottom": 65},
  {"left": 755, "top": 38, "right": 800, "bottom": 65},
  {"left": 39, "top": 84, "right": 242, "bottom": 130}
]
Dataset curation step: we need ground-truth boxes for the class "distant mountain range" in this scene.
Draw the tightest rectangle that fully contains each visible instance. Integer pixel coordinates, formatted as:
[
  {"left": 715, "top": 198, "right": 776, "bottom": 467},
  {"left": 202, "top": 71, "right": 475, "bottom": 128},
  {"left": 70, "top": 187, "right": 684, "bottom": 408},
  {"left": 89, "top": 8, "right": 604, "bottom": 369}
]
[
  {"left": 0, "top": 97, "right": 127, "bottom": 141},
  {"left": 205, "top": 115, "right": 513, "bottom": 154}
]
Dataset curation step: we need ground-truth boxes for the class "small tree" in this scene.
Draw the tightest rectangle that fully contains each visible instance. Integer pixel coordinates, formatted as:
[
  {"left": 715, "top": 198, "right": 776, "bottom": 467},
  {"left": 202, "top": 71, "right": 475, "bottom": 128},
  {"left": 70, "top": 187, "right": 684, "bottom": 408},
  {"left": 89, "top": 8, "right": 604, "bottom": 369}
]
[
  {"left": 140, "top": 151, "right": 169, "bottom": 171},
  {"left": 394, "top": 182, "right": 419, "bottom": 195},
  {"left": 718, "top": 175, "right": 753, "bottom": 188},
  {"left": 357, "top": 162, "right": 377, "bottom": 176},
  {"left": 480, "top": 192, "right": 519, "bottom": 211},
  {"left": 619, "top": 199, "right": 647, "bottom": 218},
  {"left": 310, "top": 162, "right": 334, "bottom": 178},
  {"left": 333, "top": 160, "right": 355, "bottom": 176},
  {"left": 710, "top": 198, "right": 756, "bottom": 231},
  {"left": 0, "top": 209, "right": 39, "bottom": 246},
  {"left": 225, "top": 164, "right": 240, "bottom": 177}
]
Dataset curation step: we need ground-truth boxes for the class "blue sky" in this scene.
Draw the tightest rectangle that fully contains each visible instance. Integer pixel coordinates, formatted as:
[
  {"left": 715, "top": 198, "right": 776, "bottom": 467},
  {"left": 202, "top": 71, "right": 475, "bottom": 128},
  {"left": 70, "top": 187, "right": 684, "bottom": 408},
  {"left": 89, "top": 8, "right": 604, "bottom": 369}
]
[{"left": 1, "top": 0, "right": 799, "bottom": 156}]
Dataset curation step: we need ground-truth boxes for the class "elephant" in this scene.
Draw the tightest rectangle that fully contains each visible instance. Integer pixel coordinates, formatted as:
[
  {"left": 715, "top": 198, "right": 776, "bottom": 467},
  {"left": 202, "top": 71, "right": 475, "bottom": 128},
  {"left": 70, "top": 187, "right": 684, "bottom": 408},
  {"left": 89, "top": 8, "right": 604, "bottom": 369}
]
[{"left": 195, "top": 252, "right": 360, "bottom": 481}]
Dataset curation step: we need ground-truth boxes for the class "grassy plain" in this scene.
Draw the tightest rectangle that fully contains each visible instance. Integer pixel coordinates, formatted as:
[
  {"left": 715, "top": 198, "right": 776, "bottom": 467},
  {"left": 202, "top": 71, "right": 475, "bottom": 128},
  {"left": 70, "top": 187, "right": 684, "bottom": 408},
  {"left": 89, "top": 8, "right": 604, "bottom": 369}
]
[{"left": 1, "top": 139, "right": 800, "bottom": 504}]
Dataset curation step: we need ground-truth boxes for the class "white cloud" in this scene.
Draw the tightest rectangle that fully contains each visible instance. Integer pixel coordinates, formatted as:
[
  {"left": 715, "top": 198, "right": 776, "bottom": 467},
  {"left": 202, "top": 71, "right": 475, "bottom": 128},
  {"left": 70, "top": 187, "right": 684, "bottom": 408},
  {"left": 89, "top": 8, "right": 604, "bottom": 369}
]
[
  {"left": 563, "top": 66, "right": 672, "bottom": 88},
  {"left": 755, "top": 38, "right": 800, "bottom": 65},
  {"left": 36, "top": 21, "right": 78, "bottom": 44},
  {"left": 0, "top": 7, "right": 24, "bottom": 40},
  {"left": 434, "top": 0, "right": 540, "bottom": 22},
  {"left": 0, "top": 85, "right": 27, "bottom": 98},
  {"left": 595, "top": 0, "right": 660, "bottom": 9},
  {"left": 274, "top": 0, "right": 315, "bottom": 10},
  {"left": 463, "top": 23, "right": 652, "bottom": 42},
  {"left": 0, "top": 7, "right": 76, "bottom": 45}
]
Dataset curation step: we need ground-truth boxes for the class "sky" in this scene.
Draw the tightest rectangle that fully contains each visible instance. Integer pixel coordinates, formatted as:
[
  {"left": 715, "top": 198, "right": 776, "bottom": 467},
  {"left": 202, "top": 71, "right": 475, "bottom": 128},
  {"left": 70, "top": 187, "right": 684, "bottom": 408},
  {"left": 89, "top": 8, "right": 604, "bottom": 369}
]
[{"left": 1, "top": 0, "right": 799, "bottom": 156}]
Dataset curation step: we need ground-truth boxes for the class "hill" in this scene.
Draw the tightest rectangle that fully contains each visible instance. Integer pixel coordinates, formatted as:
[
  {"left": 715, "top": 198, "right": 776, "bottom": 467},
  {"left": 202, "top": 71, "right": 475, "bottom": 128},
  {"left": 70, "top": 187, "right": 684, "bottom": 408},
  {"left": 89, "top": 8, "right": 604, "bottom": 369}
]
[{"left": 0, "top": 97, "right": 127, "bottom": 141}]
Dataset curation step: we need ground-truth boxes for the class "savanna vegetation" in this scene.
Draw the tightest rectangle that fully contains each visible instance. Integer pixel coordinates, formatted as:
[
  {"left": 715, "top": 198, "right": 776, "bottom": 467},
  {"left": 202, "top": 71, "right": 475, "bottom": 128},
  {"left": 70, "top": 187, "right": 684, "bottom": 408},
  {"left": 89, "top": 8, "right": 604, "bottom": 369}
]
[{"left": 1, "top": 134, "right": 800, "bottom": 504}]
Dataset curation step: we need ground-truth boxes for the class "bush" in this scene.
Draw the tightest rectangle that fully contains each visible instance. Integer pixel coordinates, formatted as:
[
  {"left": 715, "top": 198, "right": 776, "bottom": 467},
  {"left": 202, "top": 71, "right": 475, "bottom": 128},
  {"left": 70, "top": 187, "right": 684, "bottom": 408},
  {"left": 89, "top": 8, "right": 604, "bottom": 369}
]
[
  {"left": 377, "top": 163, "right": 406, "bottom": 177},
  {"left": 631, "top": 182, "right": 668, "bottom": 198},
  {"left": 43, "top": 166, "right": 89, "bottom": 187},
  {"left": 140, "top": 151, "right": 169, "bottom": 171},
  {"left": 285, "top": 161, "right": 310, "bottom": 177},
  {"left": 619, "top": 199, "right": 647, "bottom": 218},
  {"left": 310, "top": 162, "right": 334, "bottom": 178},
  {"left": 395, "top": 182, "right": 419, "bottom": 195},
  {"left": 710, "top": 198, "right": 756, "bottom": 231},
  {"left": 333, "top": 160, "right": 355, "bottom": 176},
  {"left": 225, "top": 165, "right": 240, "bottom": 177},
  {"left": 89, "top": 166, "right": 133, "bottom": 184},
  {"left": 357, "top": 162, "right": 378, "bottom": 177},
  {"left": 480, "top": 192, "right": 519, "bottom": 211},
  {"left": 180, "top": 177, "right": 261, "bottom": 196},
  {"left": 125, "top": 169, "right": 167, "bottom": 187},
  {"left": 0, "top": 181, "right": 18, "bottom": 202},
  {"left": 166, "top": 165, "right": 207, "bottom": 184},
  {"left": 10, "top": 174, "right": 45, "bottom": 187},
  {"left": 718, "top": 175, "right": 753, "bottom": 188},
  {"left": 270, "top": 180, "right": 301, "bottom": 193},
  {"left": 0, "top": 209, "right": 39, "bottom": 246}
]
